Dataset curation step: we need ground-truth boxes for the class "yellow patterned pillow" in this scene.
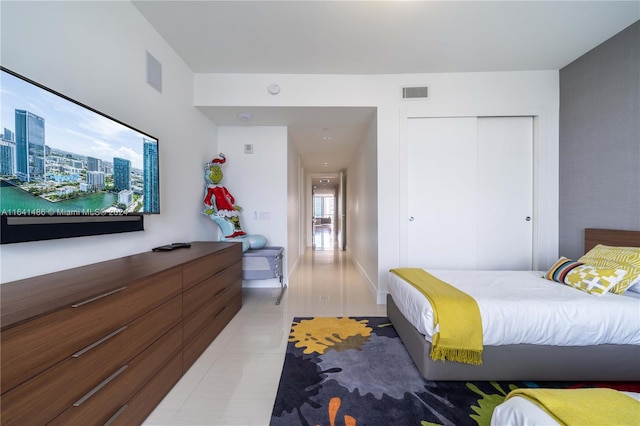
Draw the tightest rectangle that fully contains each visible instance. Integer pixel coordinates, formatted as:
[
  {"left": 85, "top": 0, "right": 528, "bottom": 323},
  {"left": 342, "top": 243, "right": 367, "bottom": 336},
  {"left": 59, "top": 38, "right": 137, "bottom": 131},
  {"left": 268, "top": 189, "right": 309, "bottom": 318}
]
[
  {"left": 564, "top": 265, "right": 627, "bottom": 296},
  {"left": 578, "top": 245, "right": 640, "bottom": 294}
]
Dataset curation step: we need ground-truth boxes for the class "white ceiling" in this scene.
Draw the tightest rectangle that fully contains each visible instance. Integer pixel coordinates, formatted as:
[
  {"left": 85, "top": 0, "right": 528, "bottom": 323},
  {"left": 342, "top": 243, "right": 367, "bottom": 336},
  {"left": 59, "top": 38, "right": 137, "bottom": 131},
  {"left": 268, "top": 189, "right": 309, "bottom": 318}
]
[
  {"left": 133, "top": 1, "right": 639, "bottom": 183},
  {"left": 197, "top": 106, "right": 376, "bottom": 176}
]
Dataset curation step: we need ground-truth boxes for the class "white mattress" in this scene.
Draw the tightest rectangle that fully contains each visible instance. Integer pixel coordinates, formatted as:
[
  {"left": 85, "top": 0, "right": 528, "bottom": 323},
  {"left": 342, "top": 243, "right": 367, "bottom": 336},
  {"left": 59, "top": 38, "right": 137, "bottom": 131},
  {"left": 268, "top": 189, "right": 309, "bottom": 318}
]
[
  {"left": 490, "top": 391, "right": 640, "bottom": 426},
  {"left": 387, "top": 269, "right": 640, "bottom": 346}
]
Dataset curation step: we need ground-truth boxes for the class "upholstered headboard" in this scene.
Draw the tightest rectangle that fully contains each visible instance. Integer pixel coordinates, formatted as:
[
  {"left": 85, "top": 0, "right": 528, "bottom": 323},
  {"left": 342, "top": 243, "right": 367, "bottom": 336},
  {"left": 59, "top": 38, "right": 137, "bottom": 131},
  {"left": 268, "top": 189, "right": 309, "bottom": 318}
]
[{"left": 584, "top": 228, "right": 640, "bottom": 253}]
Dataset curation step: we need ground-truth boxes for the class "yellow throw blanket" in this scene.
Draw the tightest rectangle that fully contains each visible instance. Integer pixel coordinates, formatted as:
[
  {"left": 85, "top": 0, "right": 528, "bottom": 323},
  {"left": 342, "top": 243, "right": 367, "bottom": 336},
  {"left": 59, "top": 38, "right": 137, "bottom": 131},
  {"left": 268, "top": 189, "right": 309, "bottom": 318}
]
[
  {"left": 390, "top": 268, "right": 483, "bottom": 365},
  {"left": 505, "top": 388, "right": 640, "bottom": 426}
]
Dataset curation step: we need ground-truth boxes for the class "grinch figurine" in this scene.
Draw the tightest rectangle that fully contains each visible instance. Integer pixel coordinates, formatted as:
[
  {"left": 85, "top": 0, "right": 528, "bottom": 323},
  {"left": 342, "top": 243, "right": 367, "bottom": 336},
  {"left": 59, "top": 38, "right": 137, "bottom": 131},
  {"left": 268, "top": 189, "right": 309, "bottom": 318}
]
[{"left": 202, "top": 153, "right": 266, "bottom": 251}]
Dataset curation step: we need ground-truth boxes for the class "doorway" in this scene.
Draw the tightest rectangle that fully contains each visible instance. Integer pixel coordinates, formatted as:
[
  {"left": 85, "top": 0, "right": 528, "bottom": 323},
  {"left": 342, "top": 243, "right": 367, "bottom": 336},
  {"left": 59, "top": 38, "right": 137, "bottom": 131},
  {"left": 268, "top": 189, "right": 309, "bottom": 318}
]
[{"left": 313, "top": 191, "right": 336, "bottom": 251}]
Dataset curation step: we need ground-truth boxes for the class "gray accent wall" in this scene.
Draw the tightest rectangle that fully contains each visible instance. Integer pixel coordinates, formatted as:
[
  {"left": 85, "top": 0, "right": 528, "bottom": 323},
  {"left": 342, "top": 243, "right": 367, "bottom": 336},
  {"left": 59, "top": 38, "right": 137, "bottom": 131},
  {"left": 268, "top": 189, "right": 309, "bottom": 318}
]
[{"left": 559, "top": 21, "right": 640, "bottom": 259}]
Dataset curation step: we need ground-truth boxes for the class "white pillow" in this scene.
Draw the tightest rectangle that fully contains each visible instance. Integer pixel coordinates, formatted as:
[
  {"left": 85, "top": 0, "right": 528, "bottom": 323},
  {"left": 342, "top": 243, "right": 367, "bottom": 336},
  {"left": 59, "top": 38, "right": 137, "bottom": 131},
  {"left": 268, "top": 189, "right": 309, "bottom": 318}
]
[{"left": 625, "top": 276, "right": 640, "bottom": 293}]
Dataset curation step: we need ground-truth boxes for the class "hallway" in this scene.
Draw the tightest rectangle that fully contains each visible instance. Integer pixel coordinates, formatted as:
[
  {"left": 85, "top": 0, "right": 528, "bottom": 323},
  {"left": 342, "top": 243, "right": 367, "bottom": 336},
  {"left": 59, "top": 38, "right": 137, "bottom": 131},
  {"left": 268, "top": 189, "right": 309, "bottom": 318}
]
[{"left": 144, "top": 241, "right": 385, "bottom": 425}]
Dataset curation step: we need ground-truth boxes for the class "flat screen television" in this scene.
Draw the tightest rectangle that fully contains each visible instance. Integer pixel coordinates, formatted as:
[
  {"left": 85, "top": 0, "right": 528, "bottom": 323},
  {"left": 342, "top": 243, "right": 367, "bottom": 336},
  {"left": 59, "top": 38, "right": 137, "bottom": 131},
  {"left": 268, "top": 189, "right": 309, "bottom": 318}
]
[{"left": 0, "top": 66, "right": 159, "bottom": 243}]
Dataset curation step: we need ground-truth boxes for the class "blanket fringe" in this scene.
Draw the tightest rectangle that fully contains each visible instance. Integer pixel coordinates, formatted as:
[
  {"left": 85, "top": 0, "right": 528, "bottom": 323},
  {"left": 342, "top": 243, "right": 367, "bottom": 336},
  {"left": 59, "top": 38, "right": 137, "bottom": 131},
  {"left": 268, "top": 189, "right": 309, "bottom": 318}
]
[{"left": 431, "top": 346, "right": 483, "bottom": 366}]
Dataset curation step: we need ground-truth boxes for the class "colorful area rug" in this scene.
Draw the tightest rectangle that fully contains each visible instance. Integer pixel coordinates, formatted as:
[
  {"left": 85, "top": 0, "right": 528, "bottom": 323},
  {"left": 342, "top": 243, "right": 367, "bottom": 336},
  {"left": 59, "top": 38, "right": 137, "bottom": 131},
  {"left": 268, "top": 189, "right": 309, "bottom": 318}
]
[{"left": 270, "top": 317, "right": 638, "bottom": 426}]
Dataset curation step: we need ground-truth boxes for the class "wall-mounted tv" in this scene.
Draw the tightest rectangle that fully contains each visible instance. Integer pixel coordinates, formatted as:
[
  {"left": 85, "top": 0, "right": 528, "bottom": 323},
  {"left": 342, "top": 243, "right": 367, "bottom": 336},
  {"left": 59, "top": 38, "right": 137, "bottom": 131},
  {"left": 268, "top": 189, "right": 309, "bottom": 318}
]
[{"left": 0, "top": 66, "right": 160, "bottom": 243}]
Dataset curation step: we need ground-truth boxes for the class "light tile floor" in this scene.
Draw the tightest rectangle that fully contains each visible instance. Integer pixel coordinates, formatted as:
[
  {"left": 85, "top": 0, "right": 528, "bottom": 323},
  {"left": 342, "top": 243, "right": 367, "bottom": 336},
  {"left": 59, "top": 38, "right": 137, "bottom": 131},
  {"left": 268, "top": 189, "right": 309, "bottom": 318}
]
[{"left": 143, "top": 239, "right": 386, "bottom": 425}]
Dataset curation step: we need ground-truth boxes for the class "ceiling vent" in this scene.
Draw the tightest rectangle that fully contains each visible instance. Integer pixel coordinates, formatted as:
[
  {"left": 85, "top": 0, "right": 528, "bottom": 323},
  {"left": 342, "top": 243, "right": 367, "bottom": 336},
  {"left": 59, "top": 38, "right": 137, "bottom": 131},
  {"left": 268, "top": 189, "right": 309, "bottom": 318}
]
[
  {"left": 319, "top": 179, "right": 331, "bottom": 183},
  {"left": 402, "top": 86, "right": 429, "bottom": 100}
]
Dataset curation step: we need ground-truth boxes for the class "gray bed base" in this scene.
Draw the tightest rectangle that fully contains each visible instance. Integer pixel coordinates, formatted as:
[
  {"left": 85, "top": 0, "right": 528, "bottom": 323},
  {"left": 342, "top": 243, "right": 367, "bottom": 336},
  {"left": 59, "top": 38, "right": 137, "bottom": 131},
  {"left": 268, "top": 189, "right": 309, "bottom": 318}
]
[{"left": 387, "top": 294, "right": 640, "bottom": 381}]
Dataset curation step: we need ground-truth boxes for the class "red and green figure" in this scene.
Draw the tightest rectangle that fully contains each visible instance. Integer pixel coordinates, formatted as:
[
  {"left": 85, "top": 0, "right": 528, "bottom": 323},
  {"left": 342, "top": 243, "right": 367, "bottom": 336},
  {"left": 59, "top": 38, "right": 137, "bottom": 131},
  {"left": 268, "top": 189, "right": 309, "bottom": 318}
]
[{"left": 202, "top": 153, "right": 266, "bottom": 251}]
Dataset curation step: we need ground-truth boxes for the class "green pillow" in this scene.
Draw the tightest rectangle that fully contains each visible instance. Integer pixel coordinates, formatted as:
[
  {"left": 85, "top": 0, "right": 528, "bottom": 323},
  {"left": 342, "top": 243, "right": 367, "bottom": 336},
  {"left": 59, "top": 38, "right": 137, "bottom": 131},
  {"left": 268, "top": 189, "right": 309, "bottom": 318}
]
[
  {"left": 564, "top": 264, "right": 627, "bottom": 296},
  {"left": 579, "top": 245, "right": 640, "bottom": 294}
]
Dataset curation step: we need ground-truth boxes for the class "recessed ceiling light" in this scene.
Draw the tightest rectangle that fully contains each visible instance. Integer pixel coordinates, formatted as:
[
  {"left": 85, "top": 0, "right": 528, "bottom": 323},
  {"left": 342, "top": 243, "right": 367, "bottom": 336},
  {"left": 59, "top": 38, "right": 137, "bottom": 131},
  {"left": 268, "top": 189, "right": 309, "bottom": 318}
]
[
  {"left": 322, "top": 136, "right": 332, "bottom": 141},
  {"left": 237, "top": 112, "right": 253, "bottom": 121},
  {"left": 322, "top": 162, "right": 329, "bottom": 167}
]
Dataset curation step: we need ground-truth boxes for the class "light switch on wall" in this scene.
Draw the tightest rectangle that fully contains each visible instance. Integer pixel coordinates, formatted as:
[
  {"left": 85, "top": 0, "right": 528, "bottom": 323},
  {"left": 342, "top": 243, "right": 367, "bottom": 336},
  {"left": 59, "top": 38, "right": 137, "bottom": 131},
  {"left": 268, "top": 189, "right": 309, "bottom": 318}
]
[{"left": 253, "top": 211, "right": 271, "bottom": 220}]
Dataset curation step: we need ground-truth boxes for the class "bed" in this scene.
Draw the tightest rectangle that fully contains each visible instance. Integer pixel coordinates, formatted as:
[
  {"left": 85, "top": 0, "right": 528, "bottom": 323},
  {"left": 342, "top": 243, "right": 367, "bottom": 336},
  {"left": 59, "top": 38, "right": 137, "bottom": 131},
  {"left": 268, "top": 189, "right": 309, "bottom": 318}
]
[
  {"left": 490, "top": 390, "right": 640, "bottom": 425},
  {"left": 387, "top": 228, "right": 640, "bottom": 381}
]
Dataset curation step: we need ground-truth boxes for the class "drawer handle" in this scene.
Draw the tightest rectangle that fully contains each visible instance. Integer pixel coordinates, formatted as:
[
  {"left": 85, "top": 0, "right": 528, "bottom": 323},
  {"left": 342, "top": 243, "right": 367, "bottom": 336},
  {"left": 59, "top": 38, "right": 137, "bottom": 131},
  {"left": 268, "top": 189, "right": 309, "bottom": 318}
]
[
  {"left": 103, "top": 404, "right": 128, "bottom": 426},
  {"left": 214, "top": 287, "right": 227, "bottom": 298},
  {"left": 71, "top": 287, "right": 127, "bottom": 308},
  {"left": 73, "top": 365, "right": 128, "bottom": 407},
  {"left": 214, "top": 306, "right": 226, "bottom": 319},
  {"left": 72, "top": 326, "right": 128, "bottom": 358}
]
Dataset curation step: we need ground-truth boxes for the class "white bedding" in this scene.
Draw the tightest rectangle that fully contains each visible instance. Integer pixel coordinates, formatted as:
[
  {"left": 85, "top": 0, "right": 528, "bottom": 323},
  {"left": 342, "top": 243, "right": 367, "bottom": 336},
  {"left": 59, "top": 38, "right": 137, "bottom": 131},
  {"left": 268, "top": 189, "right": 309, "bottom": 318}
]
[
  {"left": 387, "top": 269, "right": 640, "bottom": 346},
  {"left": 490, "top": 391, "right": 640, "bottom": 426}
]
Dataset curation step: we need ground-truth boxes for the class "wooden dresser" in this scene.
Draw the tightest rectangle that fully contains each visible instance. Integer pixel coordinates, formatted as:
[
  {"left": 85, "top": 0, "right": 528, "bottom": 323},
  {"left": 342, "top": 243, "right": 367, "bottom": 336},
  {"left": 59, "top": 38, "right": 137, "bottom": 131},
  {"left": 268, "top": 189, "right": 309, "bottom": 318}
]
[{"left": 0, "top": 241, "right": 242, "bottom": 426}]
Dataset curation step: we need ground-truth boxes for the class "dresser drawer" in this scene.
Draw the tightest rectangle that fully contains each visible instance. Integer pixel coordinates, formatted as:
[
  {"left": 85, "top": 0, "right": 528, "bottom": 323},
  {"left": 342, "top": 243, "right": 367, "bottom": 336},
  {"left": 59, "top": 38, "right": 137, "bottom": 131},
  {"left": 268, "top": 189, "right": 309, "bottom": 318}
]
[
  {"left": 1, "top": 267, "right": 182, "bottom": 393},
  {"left": 49, "top": 323, "right": 182, "bottom": 426},
  {"left": 183, "top": 261, "right": 241, "bottom": 318},
  {"left": 183, "top": 292, "right": 242, "bottom": 371},
  {"left": 0, "top": 295, "right": 181, "bottom": 426},
  {"left": 183, "top": 245, "right": 241, "bottom": 291},
  {"left": 182, "top": 276, "right": 241, "bottom": 345},
  {"left": 104, "top": 352, "right": 183, "bottom": 426}
]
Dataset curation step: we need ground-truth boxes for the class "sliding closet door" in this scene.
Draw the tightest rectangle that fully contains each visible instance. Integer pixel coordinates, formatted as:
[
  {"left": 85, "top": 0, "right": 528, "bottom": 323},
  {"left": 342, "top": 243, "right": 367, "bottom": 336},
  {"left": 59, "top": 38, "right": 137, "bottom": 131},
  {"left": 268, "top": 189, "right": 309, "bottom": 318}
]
[
  {"left": 477, "top": 117, "right": 533, "bottom": 270},
  {"left": 407, "top": 116, "right": 533, "bottom": 270},
  {"left": 407, "top": 117, "right": 479, "bottom": 268}
]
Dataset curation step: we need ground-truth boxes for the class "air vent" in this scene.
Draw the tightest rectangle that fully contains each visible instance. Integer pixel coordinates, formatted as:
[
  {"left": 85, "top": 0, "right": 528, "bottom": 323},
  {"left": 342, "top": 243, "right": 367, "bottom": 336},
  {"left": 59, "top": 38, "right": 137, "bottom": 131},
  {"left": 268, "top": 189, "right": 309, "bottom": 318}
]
[
  {"left": 145, "top": 51, "right": 162, "bottom": 94},
  {"left": 402, "top": 86, "right": 429, "bottom": 99}
]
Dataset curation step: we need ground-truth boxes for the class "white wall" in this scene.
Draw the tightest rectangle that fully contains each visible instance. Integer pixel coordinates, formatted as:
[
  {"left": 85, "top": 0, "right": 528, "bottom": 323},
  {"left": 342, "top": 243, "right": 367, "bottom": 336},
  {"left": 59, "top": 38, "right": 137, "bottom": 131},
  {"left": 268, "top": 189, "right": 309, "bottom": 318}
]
[
  {"left": 216, "top": 126, "right": 288, "bottom": 287},
  {"left": 0, "top": 3, "right": 561, "bottom": 300},
  {"left": 0, "top": 1, "right": 218, "bottom": 283},
  {"left": 286, "top": 134, "right": 302, "bottom": 275},
  {"left": 346, "top": 114, "right": 378, "bottom": 300},
  {"left": 195, "top": 71, "right": 559, "bottom": 303},
  {"left": 398, "top": 72, "right": 560, "bottom": 274}
]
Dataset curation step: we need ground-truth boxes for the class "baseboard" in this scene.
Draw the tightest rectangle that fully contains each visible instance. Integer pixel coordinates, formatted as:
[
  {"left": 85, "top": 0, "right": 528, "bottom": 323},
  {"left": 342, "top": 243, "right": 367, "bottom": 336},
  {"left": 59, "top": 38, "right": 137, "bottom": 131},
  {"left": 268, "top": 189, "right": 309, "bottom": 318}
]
[
  {"left": 287, "top": 254, "right": 300, "bottom": 278},
  {"left": 345, "top": 246, "right": 381, "bottom": 304}
]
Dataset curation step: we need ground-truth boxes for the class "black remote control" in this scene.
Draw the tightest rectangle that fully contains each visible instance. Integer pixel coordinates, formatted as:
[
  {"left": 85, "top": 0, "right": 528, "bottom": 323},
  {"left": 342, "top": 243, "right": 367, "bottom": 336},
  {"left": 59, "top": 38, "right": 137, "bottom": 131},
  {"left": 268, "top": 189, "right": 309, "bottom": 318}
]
[{"left": 152, "top": 242, "right": 191, "bottom": 252}]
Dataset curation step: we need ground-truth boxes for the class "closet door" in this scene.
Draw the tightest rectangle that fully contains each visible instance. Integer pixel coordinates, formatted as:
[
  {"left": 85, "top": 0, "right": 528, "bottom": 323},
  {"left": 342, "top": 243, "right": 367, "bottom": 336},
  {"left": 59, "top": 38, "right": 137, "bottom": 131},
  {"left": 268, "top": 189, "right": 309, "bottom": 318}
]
[
  {"left": 407, "top": 117, "right": 479, "bottom": 268},
  {"left": 407, "top": 116, "right": 533, "bottom": 270},
  {"left": 477, "top": 117, "right": 533, "bottom": 270}
]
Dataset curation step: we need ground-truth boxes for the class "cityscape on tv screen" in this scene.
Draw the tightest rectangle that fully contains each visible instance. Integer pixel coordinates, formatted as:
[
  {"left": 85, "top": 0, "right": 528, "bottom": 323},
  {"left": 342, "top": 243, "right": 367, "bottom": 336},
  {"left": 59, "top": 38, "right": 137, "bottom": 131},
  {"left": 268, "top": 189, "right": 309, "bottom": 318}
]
[{"left": 0, "top": 69, "right": 159, "bottom": 215}]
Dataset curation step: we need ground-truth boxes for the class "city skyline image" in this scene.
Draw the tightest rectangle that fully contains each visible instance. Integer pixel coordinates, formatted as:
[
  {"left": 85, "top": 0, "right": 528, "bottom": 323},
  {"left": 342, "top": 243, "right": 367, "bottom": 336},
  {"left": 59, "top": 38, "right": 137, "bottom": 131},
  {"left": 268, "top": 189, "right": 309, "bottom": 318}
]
[{"left": 0, "top": 68, "right": 159, "bottom": 214}]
